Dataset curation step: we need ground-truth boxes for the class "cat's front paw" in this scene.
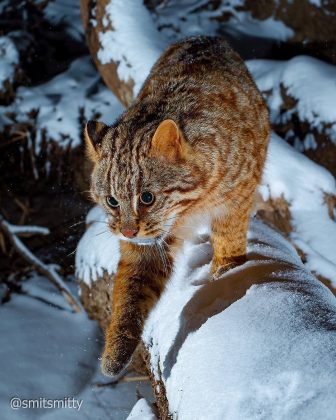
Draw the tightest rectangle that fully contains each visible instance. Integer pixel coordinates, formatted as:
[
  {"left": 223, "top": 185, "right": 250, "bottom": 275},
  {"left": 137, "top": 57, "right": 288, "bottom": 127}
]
[
  {"left": 101, "top": 336, "right": 138, "bottom": 378},
  {"left": 101, "top": 352, "right": 127, "bottom": 379},
  {"left": 211, "top": 262, "right": 239, "bottom": 280},
  {"left": 211, "top": 255, "right": 247, "bottom": 280}
]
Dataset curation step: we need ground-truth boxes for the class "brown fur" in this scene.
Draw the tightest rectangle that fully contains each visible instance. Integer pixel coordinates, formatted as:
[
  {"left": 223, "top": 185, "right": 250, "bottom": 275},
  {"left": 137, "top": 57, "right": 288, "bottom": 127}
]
[{"left": 85, "top": 36, "right": 270, "bottom": 377}]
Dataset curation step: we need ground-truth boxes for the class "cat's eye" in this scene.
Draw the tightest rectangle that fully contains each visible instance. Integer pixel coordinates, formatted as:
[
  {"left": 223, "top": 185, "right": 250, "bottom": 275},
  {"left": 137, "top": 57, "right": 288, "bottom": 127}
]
[
  {"left": 106, "top": 196, "right": 119, "bottom": 208},
  {"left": 140, "top": 191, "right": 155, "bottom": 205}
]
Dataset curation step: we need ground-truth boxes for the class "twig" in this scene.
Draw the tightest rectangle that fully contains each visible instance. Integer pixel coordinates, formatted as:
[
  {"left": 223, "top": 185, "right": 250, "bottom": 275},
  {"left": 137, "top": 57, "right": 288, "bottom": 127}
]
[
  {"left": 0, "top": 232, "right": 6, "bottom": 254},
  {"left": 95, "top": 375, "right": 150, "bottom": 387},
  {"left": 9, "top": 224, "right": 49, "bottom": 236},
  {"left": 27, "top": 133, "right": 39, "bottom": 180},
  {"left": 0, "top": 213, "right": 82, "bottom": 312},
  {"left": 120, "top": 375, "right": 150, "bottom": 382}
]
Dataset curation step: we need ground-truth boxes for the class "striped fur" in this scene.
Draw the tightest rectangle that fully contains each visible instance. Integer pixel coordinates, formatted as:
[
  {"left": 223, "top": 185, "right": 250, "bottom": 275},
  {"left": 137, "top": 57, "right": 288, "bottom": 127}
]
[{"left": 85, "top": 36, "right": 270, "bottom": 377}]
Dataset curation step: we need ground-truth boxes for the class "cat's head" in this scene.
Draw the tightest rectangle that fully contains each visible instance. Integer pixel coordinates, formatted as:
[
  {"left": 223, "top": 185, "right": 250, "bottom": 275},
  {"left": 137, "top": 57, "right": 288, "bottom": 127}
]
[{"left": 84, "top": 119, "right": 200, "bottom": 245}]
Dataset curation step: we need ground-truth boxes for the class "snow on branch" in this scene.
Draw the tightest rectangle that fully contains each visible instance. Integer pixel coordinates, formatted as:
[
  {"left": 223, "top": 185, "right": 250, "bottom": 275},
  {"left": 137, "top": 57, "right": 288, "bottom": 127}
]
[
  {"left": 8, "top": 224, "right": 50, "bottom": 236},
  {"left": 0, "top": 213, "right": 83, "bottom": 313}
]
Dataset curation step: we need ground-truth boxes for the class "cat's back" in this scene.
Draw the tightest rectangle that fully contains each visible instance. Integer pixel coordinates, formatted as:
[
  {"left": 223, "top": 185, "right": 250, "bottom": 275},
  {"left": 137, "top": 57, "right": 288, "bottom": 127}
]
[
  {"left": 140, "top": 36, "right": 257, "bottom": 99},
  {"left": 120, "top": 36, "right": 269, "bottom": 161},
  {"left": 152, "top": 36, "right": 240, "bottom": 74}
]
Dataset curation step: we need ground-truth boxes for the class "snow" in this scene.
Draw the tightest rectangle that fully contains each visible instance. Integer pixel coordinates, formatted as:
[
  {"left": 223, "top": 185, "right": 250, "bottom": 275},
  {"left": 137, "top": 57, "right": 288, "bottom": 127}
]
[
  {"left": 247, "top": 56, "right": 336, "bottom": 145},
  {"left": 308, "top": 0, "right": 321, "bottom": 6},
  {"left": 223, "top": 12, "right": 294, "bottom": 42},
  {"left": 75, "top": 206, "right": 120, "bottom": 285},
  {"left": 261, "top": 133, "right": 336, "bottom": 283},
  {"left": 0, "top": 36, "right": 19, "bottom": 91},
  {"left": 0, "top": 0, "right": 9, "bottom": 14},
  {"left": 0, "top": 274, "right": 153, "bottom": 420},
  {"left": 142, "top": 220, "right": 336, "bottom": 420},
  {"left": 44, "top": 0, "right": 84, "bottom": 41},
  {"left": 148, "top": 0, "right": 294, "bottom": 43},
  {"left": 7, "top": 224, "right": 49, "bottom": 236},
  {"left": 127, "top": 398, "right": 157, "bottom": 420},
  {"left": 0, "top": 56, "right": 123, "bottom": 150},
  {"left": 98, "top": 0, "right": 167, "bottom": 96}
]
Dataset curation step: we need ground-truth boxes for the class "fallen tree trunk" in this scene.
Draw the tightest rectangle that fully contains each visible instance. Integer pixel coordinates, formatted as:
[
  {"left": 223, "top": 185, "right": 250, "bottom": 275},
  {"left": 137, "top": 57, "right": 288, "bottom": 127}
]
[
  {"left": 77, "top": 215, "right": 336, "bottom": 418},
  {"left": 76, "top": 130, "right": 336, "bottom": 415},
  {"left": 140, "top": 219, "right": 336, "bottom": 419}
]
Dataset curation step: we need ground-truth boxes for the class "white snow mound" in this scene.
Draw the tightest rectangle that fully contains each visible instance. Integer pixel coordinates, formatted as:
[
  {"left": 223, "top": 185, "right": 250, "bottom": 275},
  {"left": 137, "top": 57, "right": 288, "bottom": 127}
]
[
  {"left": 143, "top": 219, "right": 336, "bottom": 420},
  {"left": 127, "top": 398, "right": 157, "bottom": 420}
]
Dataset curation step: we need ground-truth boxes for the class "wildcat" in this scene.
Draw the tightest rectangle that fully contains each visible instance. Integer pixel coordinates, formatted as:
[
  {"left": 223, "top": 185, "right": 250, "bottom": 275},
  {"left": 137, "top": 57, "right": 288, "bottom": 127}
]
[{"left": 84, "top": 36, "right": 270, "bottom": 377}]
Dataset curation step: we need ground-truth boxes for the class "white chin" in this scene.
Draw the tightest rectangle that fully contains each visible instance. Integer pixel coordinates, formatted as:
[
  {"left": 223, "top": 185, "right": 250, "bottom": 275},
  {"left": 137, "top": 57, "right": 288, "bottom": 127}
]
[{"left": 120, "top": 237, "right": 157, "bottom": 246}]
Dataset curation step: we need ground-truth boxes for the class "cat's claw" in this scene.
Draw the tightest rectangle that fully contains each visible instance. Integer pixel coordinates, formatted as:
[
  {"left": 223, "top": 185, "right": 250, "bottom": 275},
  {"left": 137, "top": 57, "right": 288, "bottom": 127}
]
[
  {"left": 101, "top": 335, "right": 139, "bottom": 378},
  {"left": 101, "top": 351, "right": 130, "bottom": 378},
  {"left": 212, "top": 262, "right": 239, "bottom": 281}
]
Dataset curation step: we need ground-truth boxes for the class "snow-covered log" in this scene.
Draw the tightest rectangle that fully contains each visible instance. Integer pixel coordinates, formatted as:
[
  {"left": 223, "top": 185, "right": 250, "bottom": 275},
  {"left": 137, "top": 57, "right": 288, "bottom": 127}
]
[
  {"left": 80, "top": 0, "right": 166, "bottom": 106},
  {"left": 76, "top": 131, "right": 336, "bottom": 416},
  {"left": 141, "top": 219, "right": 336, "bottom": 419},
  {"left": 76, "top": 208, "right": 336, "bottom": 418}
]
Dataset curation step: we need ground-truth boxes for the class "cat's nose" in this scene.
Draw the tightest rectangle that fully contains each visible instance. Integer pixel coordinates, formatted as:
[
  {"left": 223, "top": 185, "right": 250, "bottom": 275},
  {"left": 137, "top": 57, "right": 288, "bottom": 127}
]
[{"left": 121, "top": 227, "right": 139, "bottom": 238}]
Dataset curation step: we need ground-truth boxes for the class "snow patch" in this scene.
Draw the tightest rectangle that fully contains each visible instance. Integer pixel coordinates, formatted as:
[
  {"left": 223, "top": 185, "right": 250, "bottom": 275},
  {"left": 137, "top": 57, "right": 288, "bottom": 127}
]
[
  {"left": 75, "top": 206, "right": 120, "bottom": 285},
  {"left": 149, "top": 0, "right": 294, "bottom": 43},
  {"left": 44, "top": 0, "right": 84, "bottom": 41},
  {"left": 0, "top": 274, "right": 153, "bottom": 419},
  {"left": 0, "top": 36, "right": 19, "bottom": 91},
  {"left": 127, "top": 398, "right": 157, "bottom": 420},
  {"left": 225, "top": 12, "right": 294, "bottom": 42}
]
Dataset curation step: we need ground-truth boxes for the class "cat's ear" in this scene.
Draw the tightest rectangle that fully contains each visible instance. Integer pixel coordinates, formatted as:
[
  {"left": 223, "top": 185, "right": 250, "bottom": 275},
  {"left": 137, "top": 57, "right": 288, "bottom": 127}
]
[
  {"left": 150, "top": 119, "right": 185, "bottom": 162},
  {"left": 84, "top": 120, "right": 109, "bottom": 162}
]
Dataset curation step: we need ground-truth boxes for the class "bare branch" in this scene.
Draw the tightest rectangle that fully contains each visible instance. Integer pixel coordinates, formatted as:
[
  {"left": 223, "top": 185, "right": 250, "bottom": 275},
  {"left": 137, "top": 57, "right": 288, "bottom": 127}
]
[
  {"left": 8, "top": 224, "right": 50, "bottom": 236},
  {"left": 0, "top": 213, "right": 83, "bottom": 312},
  {"left": 95, "top": 375, "right": 150, "bottom": 387}
]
